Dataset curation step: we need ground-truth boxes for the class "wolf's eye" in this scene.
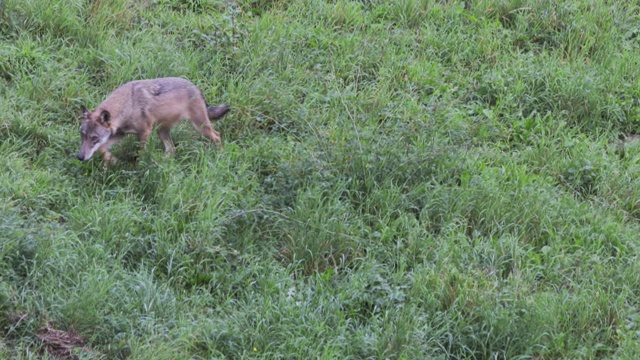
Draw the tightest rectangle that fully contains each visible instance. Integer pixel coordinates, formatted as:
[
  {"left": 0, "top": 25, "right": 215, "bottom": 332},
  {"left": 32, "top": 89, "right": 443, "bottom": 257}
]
[{"left": 91, "top": 137, "right": 100, "bottom": 144}]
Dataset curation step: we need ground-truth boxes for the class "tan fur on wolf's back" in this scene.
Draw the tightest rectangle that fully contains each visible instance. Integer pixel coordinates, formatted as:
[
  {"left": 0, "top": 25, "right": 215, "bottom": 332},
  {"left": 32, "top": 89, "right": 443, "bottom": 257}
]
[{"left": 77, "top": 77, "right": 230, "bottom": 164}]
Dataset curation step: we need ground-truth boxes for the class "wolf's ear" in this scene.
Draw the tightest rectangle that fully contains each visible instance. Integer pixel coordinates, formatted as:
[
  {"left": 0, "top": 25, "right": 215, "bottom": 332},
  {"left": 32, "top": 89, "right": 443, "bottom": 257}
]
[
  {"left": 99, "top": 110, "right": 111, "bottom": 125},
  {"left": 81, "top": 105, "right": 90, "bottom": 119}
]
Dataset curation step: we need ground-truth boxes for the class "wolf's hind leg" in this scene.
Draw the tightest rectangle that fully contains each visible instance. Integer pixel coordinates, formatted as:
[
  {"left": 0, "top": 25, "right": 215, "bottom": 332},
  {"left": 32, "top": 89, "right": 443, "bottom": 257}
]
[{"left": 189, "top": 106, "right": 222, "bottom": 147}]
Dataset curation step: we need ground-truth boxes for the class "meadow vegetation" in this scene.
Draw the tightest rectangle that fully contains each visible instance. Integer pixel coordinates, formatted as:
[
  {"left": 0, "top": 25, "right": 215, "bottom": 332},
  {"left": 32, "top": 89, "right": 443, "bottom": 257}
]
[{"left": 2, "top": 0, "right": 640, "bottom": 358}]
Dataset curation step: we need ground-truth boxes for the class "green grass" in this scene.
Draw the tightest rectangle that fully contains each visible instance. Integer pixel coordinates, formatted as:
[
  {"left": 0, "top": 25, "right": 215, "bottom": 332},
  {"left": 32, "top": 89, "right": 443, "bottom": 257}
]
[{"left": 3, "top": 0, "right": 640, "bottom": 358}]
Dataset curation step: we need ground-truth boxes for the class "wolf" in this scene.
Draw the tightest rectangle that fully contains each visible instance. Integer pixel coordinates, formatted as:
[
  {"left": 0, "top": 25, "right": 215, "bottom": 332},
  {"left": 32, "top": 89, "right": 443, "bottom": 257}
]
[{"left": 77, "top": 77, "right": 230, "bottom": 163}]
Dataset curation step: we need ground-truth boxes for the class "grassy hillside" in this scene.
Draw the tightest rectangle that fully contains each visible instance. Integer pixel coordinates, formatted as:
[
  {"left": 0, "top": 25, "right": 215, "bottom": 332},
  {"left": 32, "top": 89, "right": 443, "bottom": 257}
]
[{"left": 2, "top": 0, "right": 640, "bottom": 358}]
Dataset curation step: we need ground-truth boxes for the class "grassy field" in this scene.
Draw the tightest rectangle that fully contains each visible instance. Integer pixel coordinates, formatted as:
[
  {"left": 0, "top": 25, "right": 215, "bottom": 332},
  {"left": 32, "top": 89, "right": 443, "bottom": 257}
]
[{"left": 2, "top": 0, "right": 640, "bottom": 358}]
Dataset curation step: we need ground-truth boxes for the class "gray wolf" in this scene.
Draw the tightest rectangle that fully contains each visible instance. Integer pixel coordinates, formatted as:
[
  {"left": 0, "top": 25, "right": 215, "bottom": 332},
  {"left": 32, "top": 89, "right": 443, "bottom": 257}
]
[{"left": 77, "top": 77, "right": 229, "bottom": 163}]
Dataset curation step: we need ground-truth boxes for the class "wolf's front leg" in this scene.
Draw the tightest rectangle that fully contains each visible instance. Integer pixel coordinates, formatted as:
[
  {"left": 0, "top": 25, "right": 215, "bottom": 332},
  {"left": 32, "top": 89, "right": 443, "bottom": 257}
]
[{"left": 99, "top": 134, "right": 124, "bottom": 165}]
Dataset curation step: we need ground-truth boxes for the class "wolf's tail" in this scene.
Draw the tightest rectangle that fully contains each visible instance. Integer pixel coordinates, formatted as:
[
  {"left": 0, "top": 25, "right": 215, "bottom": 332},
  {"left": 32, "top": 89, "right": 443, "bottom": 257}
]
[{"left": 207, "top": 104, "right": 230, "bottom": 121}]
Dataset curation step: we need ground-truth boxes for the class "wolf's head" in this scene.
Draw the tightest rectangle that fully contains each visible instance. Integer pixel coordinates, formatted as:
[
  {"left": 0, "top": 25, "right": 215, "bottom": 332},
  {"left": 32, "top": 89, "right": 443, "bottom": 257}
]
[{"left": 77, "top": 106, "right": 113, "bottom": 161}]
